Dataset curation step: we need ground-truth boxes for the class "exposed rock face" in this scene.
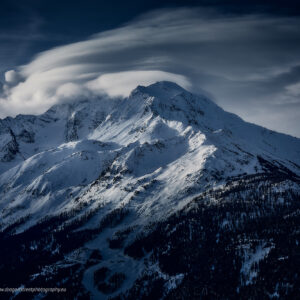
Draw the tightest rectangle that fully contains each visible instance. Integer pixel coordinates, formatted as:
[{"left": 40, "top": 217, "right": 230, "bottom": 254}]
[{"left": 0, "top": 128, "right": 19, "bottom": 162}]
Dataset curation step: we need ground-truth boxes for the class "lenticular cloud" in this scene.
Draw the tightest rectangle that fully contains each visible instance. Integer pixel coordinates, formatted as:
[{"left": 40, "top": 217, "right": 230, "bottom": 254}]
[{"left": 1, "top": 8, "right": 300, "bottom": 137}]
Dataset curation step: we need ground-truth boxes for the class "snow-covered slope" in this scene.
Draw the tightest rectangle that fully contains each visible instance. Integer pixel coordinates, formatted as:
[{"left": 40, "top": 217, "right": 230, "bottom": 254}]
[
  {"left": 0, "top": 81, "right": 299, "bottom": 229},
  {"left": 0, "top": 81, "right": 299, "bottom": 299}
]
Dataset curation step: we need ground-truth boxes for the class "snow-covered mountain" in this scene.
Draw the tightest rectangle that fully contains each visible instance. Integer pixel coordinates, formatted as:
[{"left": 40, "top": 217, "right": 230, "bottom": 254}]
[{"left": 0, "top": 81, "right": 299, "bottom": 299}]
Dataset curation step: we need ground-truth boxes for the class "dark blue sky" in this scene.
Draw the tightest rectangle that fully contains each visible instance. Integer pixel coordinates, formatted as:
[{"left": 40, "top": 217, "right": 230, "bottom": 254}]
[{"left": 1, "top": 0, "right": 300, "bottom": 68}]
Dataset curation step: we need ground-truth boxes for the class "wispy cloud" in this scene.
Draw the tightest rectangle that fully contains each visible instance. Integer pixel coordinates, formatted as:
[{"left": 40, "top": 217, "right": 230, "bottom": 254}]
[{"left": 1, "top": 8, "right": 300, "bottom": 136}]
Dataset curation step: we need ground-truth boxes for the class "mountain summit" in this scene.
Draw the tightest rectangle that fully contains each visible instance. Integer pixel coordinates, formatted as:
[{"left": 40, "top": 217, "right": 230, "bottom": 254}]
[{"left": 0, "top": 82, "right": 299, "bottom": 299}]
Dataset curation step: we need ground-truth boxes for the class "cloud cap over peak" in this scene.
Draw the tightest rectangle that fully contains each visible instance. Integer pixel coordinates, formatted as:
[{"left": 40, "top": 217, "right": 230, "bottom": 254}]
[{"left": 0, "top": 7, "right": 300, "bottom": 137}]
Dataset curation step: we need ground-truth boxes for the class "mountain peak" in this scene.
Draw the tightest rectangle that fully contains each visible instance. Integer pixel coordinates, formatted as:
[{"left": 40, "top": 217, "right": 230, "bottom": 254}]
[
  {"left": 130, "top": 81, "right": 187, "bottom": 98},
  {"left": 0, "top": 79, "right": 299, "bottom": 299}
]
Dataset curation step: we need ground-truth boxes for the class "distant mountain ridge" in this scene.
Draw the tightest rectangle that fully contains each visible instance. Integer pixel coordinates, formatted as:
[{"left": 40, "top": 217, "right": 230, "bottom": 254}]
[{"left": 0, "top": 81, "right": 299, "bottom": 299}]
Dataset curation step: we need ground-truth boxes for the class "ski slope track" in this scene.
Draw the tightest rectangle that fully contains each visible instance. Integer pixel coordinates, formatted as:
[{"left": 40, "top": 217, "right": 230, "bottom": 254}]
[{"left": 0, "top": 81, "right": 299, "bottom": 299}]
